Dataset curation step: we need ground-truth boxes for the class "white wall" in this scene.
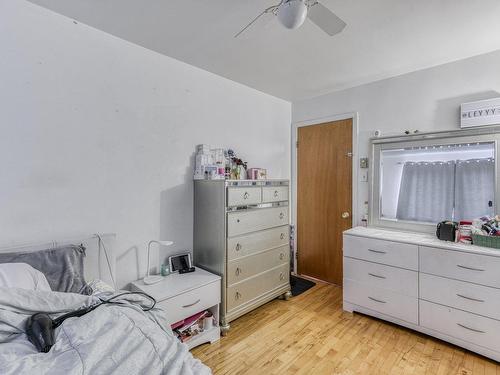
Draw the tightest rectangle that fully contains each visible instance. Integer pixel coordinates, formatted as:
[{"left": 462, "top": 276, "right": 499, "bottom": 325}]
[
  {"left": 292, "top": 50, "right": 500, "bottom": 226},
  {"left": 0, "top": 1, "right": 291, "bottom": 287}
]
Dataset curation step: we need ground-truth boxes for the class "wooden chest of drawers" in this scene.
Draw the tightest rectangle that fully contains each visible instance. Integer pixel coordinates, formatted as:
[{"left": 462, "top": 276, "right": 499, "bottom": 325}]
[{"left": 194, "top": 180, "right": 291, "bottom": 334}]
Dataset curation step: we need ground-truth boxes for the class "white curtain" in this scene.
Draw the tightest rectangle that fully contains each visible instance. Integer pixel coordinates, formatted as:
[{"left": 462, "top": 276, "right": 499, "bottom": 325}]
[
  {"left": 454, "top": 158, "right": 495, "bottom": 221},
  {"left": 396, "top": 161, "right": 455, "bottom": 223}
]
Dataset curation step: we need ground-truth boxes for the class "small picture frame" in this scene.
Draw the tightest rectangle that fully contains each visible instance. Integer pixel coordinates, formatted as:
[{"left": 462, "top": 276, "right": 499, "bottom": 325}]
[{"left": 168, "top": 253, "right": 193, "bottom": 273}]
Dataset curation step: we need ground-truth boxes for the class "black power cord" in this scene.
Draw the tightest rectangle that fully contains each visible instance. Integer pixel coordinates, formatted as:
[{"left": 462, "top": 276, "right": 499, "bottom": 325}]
[{"left": 27, "top": 291, "right": 157, "bottom": 352}]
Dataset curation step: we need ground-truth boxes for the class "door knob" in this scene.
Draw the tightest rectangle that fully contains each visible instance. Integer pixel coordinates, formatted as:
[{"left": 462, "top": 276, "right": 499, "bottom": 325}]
[{"left": 341, "top": 211, "right": 350, "bottom": 219}]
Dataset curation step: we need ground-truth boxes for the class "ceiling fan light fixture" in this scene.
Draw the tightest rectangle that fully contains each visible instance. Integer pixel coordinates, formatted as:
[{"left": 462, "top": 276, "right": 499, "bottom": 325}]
[{"left": 277, "top": 0, "right": 308, "bottom": 30}]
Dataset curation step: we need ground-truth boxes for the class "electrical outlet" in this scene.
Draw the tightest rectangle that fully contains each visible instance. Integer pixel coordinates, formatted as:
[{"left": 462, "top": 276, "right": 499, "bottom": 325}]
[{"left": 360, "top": 170, "right": 368, "bottom": 182}]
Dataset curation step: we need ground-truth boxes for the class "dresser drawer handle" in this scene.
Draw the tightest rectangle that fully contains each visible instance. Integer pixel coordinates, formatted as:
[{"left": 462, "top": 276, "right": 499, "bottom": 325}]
[
  {"left": 457, "top": 264, "right": 485, "bottom": 272},
  {"left": 457, "top": 323, "right": 485, "bottom": 334},
  {"left": 280, "top": 253, "right": 285, "bottom": 260},
  {"left": 456, "top": 294, "right": 484, "bottom": 303},
  {"left": 235, "top": 267, "right": 241, "bottom": 276},
  {"left": 182, "top": 299, "right": 201, "bottom": 308},
  {"left": 235, "top": 243, "right": 242, "bottom": 251},
  {"left": 274, "top": 190, "right": 279, "bottom": 198},
  {"left": 280, "top": 272, "right": 285, "bottom": 281},
  {"left": 368, "top": 273, "right": 386, "bottom": 279},
  {"left": 280, "top": 233, "right": 285, "bottom": 240},
  {"left": 279, "top": 212, "right": 284, "bottom": 219},
  {"left": 235, "top": 292, "right": 241, "bottom": 300},
  {"left": 243, "top": 192, "right": 249, "bottom": 199},
  {"left": 368, "top": 249, "right": 386, "bottom": 254},
  {"left": 368, "top": 296, "right": 386, "bottom": 304}
]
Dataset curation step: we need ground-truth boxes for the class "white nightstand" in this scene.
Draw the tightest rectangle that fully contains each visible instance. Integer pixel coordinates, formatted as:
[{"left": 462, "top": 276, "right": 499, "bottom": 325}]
[{"left": 130, "top": 267, "right": 221, "bottom": 350}]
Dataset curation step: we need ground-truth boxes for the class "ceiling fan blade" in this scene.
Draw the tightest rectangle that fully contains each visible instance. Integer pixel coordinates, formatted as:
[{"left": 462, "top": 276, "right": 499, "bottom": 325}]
[
  {"left": 234, "top": 5, "right": 279, "bottom": 38},
  {"left": 307, "top": 2, "right": 346, "bottom": 36}
]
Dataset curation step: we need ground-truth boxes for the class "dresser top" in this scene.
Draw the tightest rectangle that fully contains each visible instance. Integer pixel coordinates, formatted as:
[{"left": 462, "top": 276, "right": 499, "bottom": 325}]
[
  {"left": 130, "top": 267, "right": 221, "bottom": 301},
  {"left": 195, "top": 179, "right": 289, "bottom": 187},
  {"left": 345, "top": 226, "right": 500, "bottom": 258}
]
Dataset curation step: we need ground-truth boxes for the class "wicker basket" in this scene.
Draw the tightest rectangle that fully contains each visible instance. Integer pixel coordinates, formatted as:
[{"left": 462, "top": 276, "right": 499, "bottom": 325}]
[{"left": 472, "top": 234, "right": 500, "bottom": 249}]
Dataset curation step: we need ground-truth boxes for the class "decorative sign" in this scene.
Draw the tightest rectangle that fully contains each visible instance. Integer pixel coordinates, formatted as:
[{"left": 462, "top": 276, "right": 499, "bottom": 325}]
[{"left": 461, "top": 98, "right": 500, "bottom": 128}]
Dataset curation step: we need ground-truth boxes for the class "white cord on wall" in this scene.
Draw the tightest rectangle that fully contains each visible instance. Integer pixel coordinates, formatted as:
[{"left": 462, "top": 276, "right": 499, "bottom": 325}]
[{"left": 95, "top": 233, "right": 116, "bottom": 289}]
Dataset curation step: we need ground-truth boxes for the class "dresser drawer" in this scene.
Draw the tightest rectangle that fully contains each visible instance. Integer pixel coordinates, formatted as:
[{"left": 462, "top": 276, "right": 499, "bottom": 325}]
[
  {"left": 343, "top": 235, "right": 418, "bottom": 271},
  {"left": 262, "top": 186, "right": 289, "bottom": 203},
  {"left": 227, "top": 226, "right": 289, "bottom": 261},
  {"left": 420, "top": 246, "right": 500, "bottom": 288},
  {"left": 420, "top": 300, "right": 500, "bottom": 353},
  {"left": 157, "top": 281, "right": 220, "bottom": 325},
  {"left": 420, "top": 273, "right": 500, "bottom": 320},
  {"left": 343, "top": 279, "right": 418, "bottom": 324},
  {"left": 227, "top": 264, "right": 289, "bottom": 312},
  {"left": 227, "top": 187, "right": 262, "bottom": 207},
  {"left": 343, "top": 257, "right": 418, "bottom": 297},
  {"left": 227, "top": 207, "right": 289, "bottom": 237},
  {"left": 227, "top": 245, "right": 289, "bottom": 286}
]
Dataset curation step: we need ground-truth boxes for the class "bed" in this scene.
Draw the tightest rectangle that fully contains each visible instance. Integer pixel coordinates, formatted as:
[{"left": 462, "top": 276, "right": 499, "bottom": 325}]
[{"left": 0, "top": 234, "right": 211, "bottom": 375}]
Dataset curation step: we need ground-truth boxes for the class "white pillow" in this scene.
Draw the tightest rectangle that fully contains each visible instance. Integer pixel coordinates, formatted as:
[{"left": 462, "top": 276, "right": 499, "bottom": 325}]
[{"left": 0, "top": 263, "right": 52, "bottom": 291}]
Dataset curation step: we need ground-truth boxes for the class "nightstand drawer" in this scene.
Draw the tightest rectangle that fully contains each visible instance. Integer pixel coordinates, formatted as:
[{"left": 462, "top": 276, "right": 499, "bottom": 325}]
[
  {"left": 157, "top": 281, "right": 220, "bottom": 325},
  {"left": 227, "top": 187, "right": 262, "bottom": 207}
]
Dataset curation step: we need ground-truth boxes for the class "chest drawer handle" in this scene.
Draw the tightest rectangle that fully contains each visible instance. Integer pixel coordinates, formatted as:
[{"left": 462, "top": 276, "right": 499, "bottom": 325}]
[
  {"left": 235, "top": 243, "right": 242, "bottom": 251},
  {"left": 457, "top": 323, "right": 485, "bottom": 334},
  {"left": 457, "top": 264, "right": 485, "bottom": 272},
  {"left": 279, "top": 253, "right": 285, "bottom": 260},
  {"left": 243, "top": 192, "right": 249, "bottom": 199},
  {"left": 235, "top": 292, "right": 241, "bottom": 300},
  {"left": 274, "top": 190, "right": 279, "bottom": 198},
  {"left": 456, "top": 294, "right": 484, "bottom": 303},
  {"left": 368, "top": 296, "right": 386, "bottom": 304},
  {"left": 280, "top": 233, "right": 285, "bottom": 240},
  {"left": 235, "top": 267, "right": 241, "bottom": 276},
  {"left": 279, "top": 212, "right": 285, "bottom": 219},
  {"left": 280, "top": 272, "right": 285, "bottom": 281},
  {"left": 368, "top": 249, "right": 386, "bottom": 254},
  {"left": 182, "top": 299, "right": 201, "bottom": 308},
  {"left": 368, "top": 273, "right": 386, "bottom": 279}
]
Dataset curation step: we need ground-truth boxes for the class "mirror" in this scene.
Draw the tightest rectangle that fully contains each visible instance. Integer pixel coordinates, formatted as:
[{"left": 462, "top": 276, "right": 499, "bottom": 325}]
[{"left": 371, "top": 130, "right": 500, "bottom": 232}]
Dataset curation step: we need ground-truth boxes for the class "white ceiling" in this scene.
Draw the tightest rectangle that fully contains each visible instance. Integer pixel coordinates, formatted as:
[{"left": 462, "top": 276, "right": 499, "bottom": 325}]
[{"left": 28, "top": 0, "right": 500, "bottom": 101}]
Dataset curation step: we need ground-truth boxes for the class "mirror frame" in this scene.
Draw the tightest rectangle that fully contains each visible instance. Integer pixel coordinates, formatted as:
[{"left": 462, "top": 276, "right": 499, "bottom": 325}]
[{"left": 370, "top": 126, "right": 500, "bottom": 233}]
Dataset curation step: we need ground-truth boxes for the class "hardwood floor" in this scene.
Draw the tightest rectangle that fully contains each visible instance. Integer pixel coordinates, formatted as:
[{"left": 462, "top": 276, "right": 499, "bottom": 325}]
[{"left": 192, "top": 282, "right": 500, "bottom": 374}]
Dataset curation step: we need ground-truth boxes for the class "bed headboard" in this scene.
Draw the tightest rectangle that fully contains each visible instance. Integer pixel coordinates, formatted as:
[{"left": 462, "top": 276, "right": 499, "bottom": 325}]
[{"left": 0, "top": 233, "right": 116, "bottom": 288}]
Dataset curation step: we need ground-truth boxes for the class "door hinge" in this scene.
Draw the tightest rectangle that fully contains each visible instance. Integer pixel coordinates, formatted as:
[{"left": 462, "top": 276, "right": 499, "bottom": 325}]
[
  {"left": 296, "top": 141, "right": 299, "bottom": 148},
  {"left": 346, "top": 151, "right": 353, "bottom": 157}
]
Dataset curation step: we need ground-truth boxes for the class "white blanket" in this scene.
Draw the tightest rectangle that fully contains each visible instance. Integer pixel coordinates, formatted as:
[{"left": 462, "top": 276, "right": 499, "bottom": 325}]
[{"left": 0, "top": 287, "right": 211, "bottom": 375}]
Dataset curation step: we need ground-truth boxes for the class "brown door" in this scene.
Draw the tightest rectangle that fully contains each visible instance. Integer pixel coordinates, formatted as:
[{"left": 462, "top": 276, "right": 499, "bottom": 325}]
[{"left": 297, "top": 119, "right": 353, "bottom": 285}]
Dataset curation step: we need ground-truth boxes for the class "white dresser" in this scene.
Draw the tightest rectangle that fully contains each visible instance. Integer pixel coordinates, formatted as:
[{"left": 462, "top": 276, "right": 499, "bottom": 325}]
[
  {"left": 130, "top": 267, "right": 221, "bottom": 350},
  {"left": 344, "top": 226, "right": 500, "bottom": 362},
  {"left": 194, "top": 179, "right": 291, "bottom": 333}
]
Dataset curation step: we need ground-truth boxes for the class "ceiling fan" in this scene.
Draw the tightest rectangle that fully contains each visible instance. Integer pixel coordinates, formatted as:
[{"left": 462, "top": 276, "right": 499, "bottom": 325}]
[{"left": 234, "top": 0, "right": 346, "bottom": 38}]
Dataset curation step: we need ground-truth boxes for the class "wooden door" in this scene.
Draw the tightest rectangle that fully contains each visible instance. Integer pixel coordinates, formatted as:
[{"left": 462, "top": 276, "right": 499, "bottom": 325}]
[{"left": 297, "top": 119, "right": 353, "bottom": 285}]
